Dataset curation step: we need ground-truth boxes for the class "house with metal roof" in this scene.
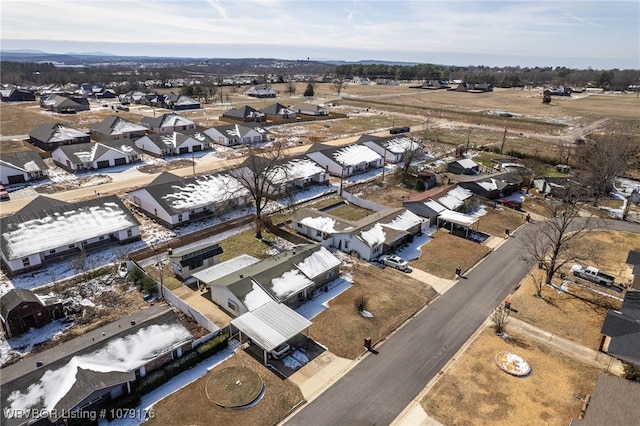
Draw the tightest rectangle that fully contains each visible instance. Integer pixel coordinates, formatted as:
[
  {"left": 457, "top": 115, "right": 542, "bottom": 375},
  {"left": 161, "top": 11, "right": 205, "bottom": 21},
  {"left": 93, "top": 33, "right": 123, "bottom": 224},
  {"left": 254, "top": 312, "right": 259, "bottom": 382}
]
[
  {"left": 291, "top": 207, "right": 424, "bottom": 260},
  {"left": 52, "top": 139, "right": 142, "bottom": 172},
  {"left": 0, "top": 306, "right": 193, "bottom": 426},
  {"left": 140, "top": 112, "right": 196, "bottom": 134},
  {"left": 168, "top": 243, "right": 224, "bottom": 280},
  {"left": 204, "top": 123, "right": 269, "bottom": 146},
  {"left": 0, "top": 195, "right": 141, "bottom": 276},
  {"left": 0, "top": 151, "right": 49, "bottom": 185},
  {"left": 0, "top": 289, "right": 64, "bottom": 338},
  {"left": 135, "top": 130, "right": 209, "bottom": 157},
  {"left": 127, "top": 171, "right": 250, "bottom": 228},
  {"left": 29, "top": 122, "right": 91, "bottom": 151},
  {"left": 90, "top": 115, "right": 148, "bottom": 141},
  {"left": 194, "top": 244, "right": 340, "bottom": 315},
  {"left": 357, "top": 134, "right": 424, "bottom": 163},
  {"left": 447, "top": 158, "right": 479, "bottom": 175},
  {"left": 304, "top": 143, "right": 383, "bottom": 177},
  {"left": 221, "top": 105, "right": 266, "bottom": 122}
]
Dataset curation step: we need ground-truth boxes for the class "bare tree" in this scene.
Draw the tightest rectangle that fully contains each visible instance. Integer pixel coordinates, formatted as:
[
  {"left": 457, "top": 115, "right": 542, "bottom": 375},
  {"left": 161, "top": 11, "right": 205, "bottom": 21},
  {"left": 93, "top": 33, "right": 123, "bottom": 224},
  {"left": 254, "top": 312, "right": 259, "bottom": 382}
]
[
  {"left": 331, "top": 77, "right": 347, "bottom": 96},
  {"left": 491, "top": 305, "right": 510, "bottom": 334},
  {"left": 520, "top": 187, "right": 600, "bottom": 298},
  {"left": 285, "top": 80, "right": 297, "bottom": 96},
  {"left": 575, "top": 126, "right": 634, "bottom": 206},
  {"left": 229, "top": 142, "right": 291, "bottom": 239}
]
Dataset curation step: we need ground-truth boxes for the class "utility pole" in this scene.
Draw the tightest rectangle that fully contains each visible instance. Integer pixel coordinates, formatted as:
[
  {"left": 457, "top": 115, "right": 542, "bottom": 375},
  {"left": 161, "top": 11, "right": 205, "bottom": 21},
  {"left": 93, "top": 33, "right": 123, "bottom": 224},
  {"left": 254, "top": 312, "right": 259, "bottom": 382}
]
[
  {"left": 500, "top": 126, "right": 507, "bottom": 154},
  {"left": 381, "top": 146, "right": 387, "bottom": 183},
  {"left": 339, "top": 166, "right": 344, "bottom": 196},
  {"left": 466, "top": 126, "right": 472, "bottom": 153},
  {"left": 192, "top": 151, "right": 196, "bottom": 176}
]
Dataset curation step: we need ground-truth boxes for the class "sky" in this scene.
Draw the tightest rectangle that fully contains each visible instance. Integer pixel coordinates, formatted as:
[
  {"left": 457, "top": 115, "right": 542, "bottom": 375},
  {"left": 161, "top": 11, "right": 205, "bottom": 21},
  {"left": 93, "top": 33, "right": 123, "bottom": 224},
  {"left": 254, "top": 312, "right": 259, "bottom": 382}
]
[{"left": 1, "top": 0, "right": 638, "bottom": 69}]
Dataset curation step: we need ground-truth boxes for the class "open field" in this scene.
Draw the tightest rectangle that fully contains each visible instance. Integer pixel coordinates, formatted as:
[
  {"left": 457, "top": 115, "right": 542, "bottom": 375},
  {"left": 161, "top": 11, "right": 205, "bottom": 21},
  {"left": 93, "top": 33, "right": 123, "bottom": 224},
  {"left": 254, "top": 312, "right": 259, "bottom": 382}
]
[{"left": 421, "top": 328, "right": 603, "bottom": 426}]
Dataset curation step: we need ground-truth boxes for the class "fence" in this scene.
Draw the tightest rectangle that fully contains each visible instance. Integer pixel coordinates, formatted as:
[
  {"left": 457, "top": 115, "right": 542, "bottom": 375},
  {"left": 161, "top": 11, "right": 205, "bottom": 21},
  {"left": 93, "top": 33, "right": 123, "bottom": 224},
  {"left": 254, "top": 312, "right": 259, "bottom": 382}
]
[{"left": 341, "top": 190, "right": 387, "bottom": 212}]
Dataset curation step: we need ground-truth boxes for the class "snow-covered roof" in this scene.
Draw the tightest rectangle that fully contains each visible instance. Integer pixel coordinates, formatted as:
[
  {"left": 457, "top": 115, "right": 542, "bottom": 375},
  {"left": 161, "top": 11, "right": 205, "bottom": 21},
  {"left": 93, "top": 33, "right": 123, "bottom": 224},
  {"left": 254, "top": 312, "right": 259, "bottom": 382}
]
[
  {"left": 333, "top": 144, "right": 382, "bottom": 166},
  {"left": 230, "top": 301, "right": 312, "bottom": 352},
  {"left": 382, "top": 210, "right": 423, "bottom": 231},
  {"left": 438, "top": 209, "right": 479, "bottom": 227},
  {"left": 383, "top": 137, "right": 421, "bottom": 154},
  {"left": 162, "top": 173, "right": 249, "bottom": 210},
  {"left": 1, "top": 198, "right": 138, "bottom": 260},
  {"left": 437, "top": 194, "right": 464, "bottom": 210},
  {"left": 477, "top": 179, "right": 499, "bottom": 191},
  {"left": 49, "top": 125, "right": 88, "bottom": 142},
  {"left": 425, "top": 200, "right": 447, "bottom": 213},
  {"left": 192, "top": 254, "right": 259, "bottom": 285},
  {"left": 454, "top": 158, "right": 478, "bottom": 168},
  {"left": 300, "top": 216, "right": 338, "bottom": 233},
  {"left": 270, "top": 269, "right": 314, "bottom": 299},
  {"left": 360, "top": 223, "right": 386, "bottom": 247},
  {"left": 295, "top": 246, "right": 341, "bottom": 279},
  {"left": 272, "top": 158, "right": 325, "bottom": 183},
  {"left": 243, "top": 282, "right": 272, "bottom": 311},
  {"left": 448, "top": 186, "right": 473, "bottom": 201}
]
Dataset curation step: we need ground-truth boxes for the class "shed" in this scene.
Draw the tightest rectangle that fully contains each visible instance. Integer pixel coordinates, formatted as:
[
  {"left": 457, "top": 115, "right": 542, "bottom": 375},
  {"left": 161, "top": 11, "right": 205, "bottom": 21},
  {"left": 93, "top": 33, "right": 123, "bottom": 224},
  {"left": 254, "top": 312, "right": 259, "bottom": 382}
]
[
  {"left": 447, "top": 158, "right": 479, "bottom": 175},
  {"left": 0, "top": 289, "right": 64, "bottom": 338},
  {"left": 169, "top": 243, "right": 223, "bottom": 280}
]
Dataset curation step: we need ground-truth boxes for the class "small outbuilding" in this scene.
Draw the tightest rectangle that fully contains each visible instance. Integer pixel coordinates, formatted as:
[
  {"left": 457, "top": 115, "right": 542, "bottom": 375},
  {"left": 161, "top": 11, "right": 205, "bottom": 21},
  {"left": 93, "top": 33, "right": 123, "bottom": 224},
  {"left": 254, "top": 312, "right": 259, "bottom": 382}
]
[{"left": 0, "top": 289, "right": 64, "bottom": 338}]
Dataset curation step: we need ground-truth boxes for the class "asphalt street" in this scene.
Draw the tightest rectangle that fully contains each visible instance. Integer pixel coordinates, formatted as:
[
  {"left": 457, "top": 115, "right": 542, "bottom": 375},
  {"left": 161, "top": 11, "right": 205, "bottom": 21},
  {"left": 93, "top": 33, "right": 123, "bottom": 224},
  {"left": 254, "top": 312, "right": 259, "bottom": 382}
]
[{"left": 285, "top": 219, "right": 640, "bottom": 426}]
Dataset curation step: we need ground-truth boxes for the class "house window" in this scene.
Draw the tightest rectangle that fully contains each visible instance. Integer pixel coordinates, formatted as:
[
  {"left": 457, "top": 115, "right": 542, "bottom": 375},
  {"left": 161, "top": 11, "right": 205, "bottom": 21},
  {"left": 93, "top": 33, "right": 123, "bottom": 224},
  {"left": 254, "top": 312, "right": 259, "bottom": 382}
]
[
  {"left": 134, "top": 368, "right": 142, "bottom": 380},
  {"left": 127, "top": 229, "right": 133, "bottom": 238},
  {"left": 316, "top": 230, "right": 322, "bottom": 237},
  {"left": 68, "top": 244, "right": 74, "bottom": 249},
  {"left": 327, "top": 269, "right": 335, "bottom": 279},
  {"left": 344, "top": 240, "right": 349, "bottom": 249},
  {"left": 172, "top": 348, "right": 180, "bottom": 359},
  {"left": 22, "top": 257, "right": 30, "bottom": 267},
  {"left": 178, "top": 214, "right": 183, "bottom": 222},
  {"left": 297, "top": 222, "right": 302, "bottom": 229},
  {"left": 49, "top": 250, "right": 55, "bottom": 254},
  {"left": 99, "top": 235, "right": 105, "bottom": 240},
  {"left": 228, "top": 300, "right": 237, "bottom": 312}
]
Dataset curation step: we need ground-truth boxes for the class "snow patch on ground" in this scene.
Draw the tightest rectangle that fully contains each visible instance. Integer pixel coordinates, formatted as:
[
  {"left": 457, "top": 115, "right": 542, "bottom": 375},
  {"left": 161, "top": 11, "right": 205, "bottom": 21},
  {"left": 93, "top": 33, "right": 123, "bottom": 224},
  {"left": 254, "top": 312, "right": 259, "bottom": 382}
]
[{"left": 0, "top": 319, "right": 71, "bottom": 366}]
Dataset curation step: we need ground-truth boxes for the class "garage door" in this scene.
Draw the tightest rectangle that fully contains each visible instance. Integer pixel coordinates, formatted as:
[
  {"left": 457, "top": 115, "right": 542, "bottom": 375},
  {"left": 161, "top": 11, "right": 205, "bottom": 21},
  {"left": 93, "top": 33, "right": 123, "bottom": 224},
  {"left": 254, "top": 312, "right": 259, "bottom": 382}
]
[
  {"left": 179, "top": 147, "right": 189, "bottom": 154},
  {"left": 192, "top": 145, "right": 202, "bottom": 152},
  {"left": 114, "top": 158, "right": 127, "bottom": 166},
  {"left": 97, "top": 160, "right": 110, "bottom": 169},
  {"left": 7, "top": 175, "right": 26, "bottom": 184}
]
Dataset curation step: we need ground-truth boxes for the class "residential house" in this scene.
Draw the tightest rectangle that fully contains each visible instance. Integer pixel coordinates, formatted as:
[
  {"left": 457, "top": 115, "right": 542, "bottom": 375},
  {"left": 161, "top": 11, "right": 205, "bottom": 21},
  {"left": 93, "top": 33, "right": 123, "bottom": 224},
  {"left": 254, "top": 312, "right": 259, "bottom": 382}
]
[
  {"left": 0, "top": 151, "right": 49, "bottom": 185},
  {"left": 243, "top": 85, "right": 277, "bottom": 98},
  {"left": 470, "top": 83, "right": 494, "bottom": 92},
  {"left": 52, "top": 139, "right": 142, "bottom": 172},
  {"left": 39, "top": 94, "right": 90, "bottom": 113},
  {"left": 221, "top": 105, "right": 266, "bottom": 123},
  {"left": 599, "top": 290, "right": 640, "bottom": 366},
  {"left": 0, "top": 195, "right": 141, "bottom": 276},
  {"left": 570, "top": 375, "right": 640, "bottom": 426},
  {"left": 0, "top": 88, "right": 36, "bottom": 102},
  {"left": 90, "top": 115, "right": 148, "bottom": 141},
  {"left": 127, "top": 171, "right": 249, "bottom": 228},
  {"left": 291, "top": 207, "right": 423, "bottom": 260},
  {"left": 447, "top": 158, "right": 479, "bottom": 175},
  {"left": 260, "top": 103, "right": 296, "bottom": 120},
  {"left": 0, "top": 306, "right": 193, "bottom": 426},
  {"left": 304, "top": 143, "right": 383, "bottom": 177},
  {"left": 119, "top": 90, "right": 147, "bottom": 104},
  {"left": 0, "top": 289, "right": 64, "bottom": 338},
  {"left": 169, "top": 243, "right": 223, "bottom": 280},
  {"left": 293, "top": 102, "right": 329, "bottom": 116},
  {"left": 140, "top": 113, "right": 196, "bottom": 134},
  {"left": 533, "top": 176, "right": 583, "bottom": 196},
  {"left": 402, "top": 185, "right": 472, "bottom": 225},
  {"left": 626, "top": 250, "right": 640, "bottom": 290},
  {"left": 204, "top": 123, "right": 269, "bottom": 146},
  {"left": 29, "top": 122, "right": 91, "bottom": 151},
  {"left": 358, "top": 134, "right": 424, "bottom": 163},
  {"left": 194, "top": 244, "right": 340, "bottom": 315},
  {"left": 135, "top": 131, "right": 207, "bottom": 157},
  {"left": 457, "top": 173, "right": 524, "bottom": 199},
  {"left": 164, "top": 93, "right": 201, "bottom": 111}
]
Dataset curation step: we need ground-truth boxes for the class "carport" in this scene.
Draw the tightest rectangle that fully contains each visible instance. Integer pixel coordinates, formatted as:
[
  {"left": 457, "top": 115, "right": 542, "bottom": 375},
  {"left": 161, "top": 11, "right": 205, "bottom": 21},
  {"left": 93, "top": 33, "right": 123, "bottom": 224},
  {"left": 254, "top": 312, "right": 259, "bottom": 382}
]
[
  {"left": 437, "top": 209, "right": 479, "bottom": 238},
  {"left": 229, "top": 301, "right": 312, "bottom": 366}
]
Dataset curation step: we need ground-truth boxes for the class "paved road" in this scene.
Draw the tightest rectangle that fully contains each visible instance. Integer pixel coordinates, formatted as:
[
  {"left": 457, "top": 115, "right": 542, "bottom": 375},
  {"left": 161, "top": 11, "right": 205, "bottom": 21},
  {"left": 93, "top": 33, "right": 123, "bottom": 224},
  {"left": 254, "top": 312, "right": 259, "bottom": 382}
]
[{"left": 285, "top": 219, "right": 640, "bottom": 426}]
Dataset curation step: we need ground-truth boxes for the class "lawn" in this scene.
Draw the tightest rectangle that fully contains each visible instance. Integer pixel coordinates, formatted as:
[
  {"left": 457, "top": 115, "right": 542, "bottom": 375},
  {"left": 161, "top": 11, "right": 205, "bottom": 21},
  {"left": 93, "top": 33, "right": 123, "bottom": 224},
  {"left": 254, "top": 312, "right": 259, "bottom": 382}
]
[
  {"left": 324, "top": 203, "right": 373, "bottom": 221},
  {"left": 410, "top": 229, "right": 492, "bottom": 279},
  {"left": 309, "top": 257, "right": 438, "bottom": 359},
  {"left": 421, "top": 328, "right": 603, "bottom": 426},
  {"left": 476, "top": 206, "right": 526, "bottom": 237},
  {"left": 348, "top": 181, "right": 418, "bottom": 208},
  {"left": 146, "top": 350, "right": 304, "bottom": 426}
]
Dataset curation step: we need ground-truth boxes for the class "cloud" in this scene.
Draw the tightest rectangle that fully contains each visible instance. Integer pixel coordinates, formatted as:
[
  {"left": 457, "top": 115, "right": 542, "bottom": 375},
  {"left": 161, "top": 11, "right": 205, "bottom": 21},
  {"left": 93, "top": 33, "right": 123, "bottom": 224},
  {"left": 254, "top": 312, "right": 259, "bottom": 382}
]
[{"left": 206, "top": 0, "right": 228, "bottom": 19}]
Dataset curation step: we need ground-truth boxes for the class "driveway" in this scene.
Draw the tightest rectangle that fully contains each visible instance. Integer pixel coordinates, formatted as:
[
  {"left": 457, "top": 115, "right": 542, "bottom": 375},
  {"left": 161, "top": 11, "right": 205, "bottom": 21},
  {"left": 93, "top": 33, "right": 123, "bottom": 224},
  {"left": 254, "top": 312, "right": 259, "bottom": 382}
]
[{"left": 285, "top": 219, "right": 640, "bottom": 425}]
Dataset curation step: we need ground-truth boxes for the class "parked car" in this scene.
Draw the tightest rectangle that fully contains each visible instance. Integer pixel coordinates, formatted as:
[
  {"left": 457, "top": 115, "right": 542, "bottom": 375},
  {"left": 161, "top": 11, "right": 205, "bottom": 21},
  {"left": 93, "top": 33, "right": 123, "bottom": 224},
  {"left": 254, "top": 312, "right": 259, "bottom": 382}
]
[
  {"left": 0, "top": 185, "right": 9, "bottom": 201},
  {"left": 497, "top": 199, "right": 523, "bottom": 210},
  {"left": 268, "top": 342, "right": 291, "bottom": 359},
  {"left": 571, "top": 264, "right": 616, "bottom": 287},
  {"left": 379, "top": 254, "right": 409, "bottom": 271}
]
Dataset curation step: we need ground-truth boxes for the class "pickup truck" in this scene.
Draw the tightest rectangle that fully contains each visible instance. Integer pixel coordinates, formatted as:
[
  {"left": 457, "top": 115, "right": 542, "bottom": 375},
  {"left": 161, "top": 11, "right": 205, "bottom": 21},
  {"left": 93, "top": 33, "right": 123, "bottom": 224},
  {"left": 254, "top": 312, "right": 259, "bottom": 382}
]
[{"left": 571, "top": 264, "right": 615, "bottom": 286}]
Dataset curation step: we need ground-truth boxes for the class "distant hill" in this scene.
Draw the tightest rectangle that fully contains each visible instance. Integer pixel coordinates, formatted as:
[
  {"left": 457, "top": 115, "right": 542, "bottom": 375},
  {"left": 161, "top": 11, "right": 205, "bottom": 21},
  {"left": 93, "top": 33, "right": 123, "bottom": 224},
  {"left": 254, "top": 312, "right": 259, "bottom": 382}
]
[{"left": 317, "top": 59, "right": 419, "bottom": 66}]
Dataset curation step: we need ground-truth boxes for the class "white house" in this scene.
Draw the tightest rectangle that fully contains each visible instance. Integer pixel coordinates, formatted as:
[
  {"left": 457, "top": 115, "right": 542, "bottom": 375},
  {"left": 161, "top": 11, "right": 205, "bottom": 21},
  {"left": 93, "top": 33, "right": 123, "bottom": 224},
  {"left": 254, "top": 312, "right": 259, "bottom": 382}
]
[
  {"left": 204, "top": 124, "right": 269, "bottom": 147},
  {"left": 140, "top": 113, "right": 196, "bottom": 134},
  {"left": 52, "top": 139, "right": 142, "bottom": 172},
  {"left": 135, "top": 131, "right": 208, "bottom": 157},
  {"left": 0, "top": 195, "right": 141, "bottom": 276},
  {"left": 127, "top": 171, "right": 250, "bottom": 228},
  {"left": 291, "top": 207, "right": 423, "bottom": 260},
  {"left": 359, "top": 135, "right": 424, "bottom": 163},
  {"left": 304, "top": 143, "right": 383, "bottom": 177},
  {"left": 292, "top": 103, "right": 329, "bottom": 116},
  {"left": 0, "top": 151, "right": 49, "bottom": 185}
]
